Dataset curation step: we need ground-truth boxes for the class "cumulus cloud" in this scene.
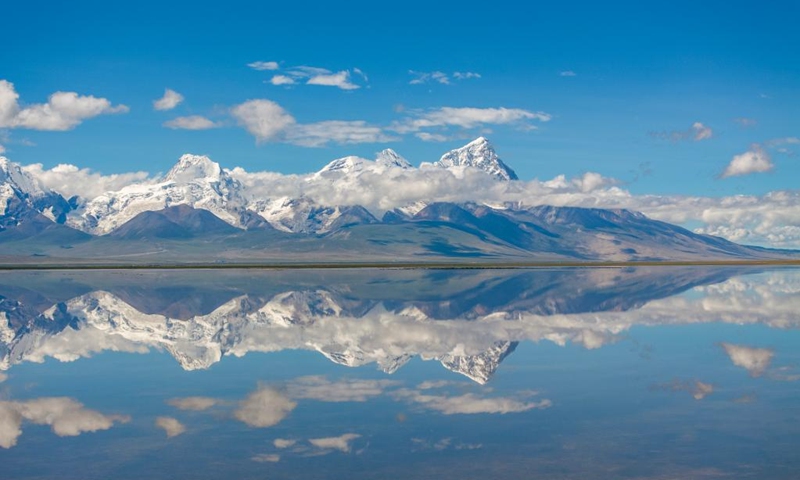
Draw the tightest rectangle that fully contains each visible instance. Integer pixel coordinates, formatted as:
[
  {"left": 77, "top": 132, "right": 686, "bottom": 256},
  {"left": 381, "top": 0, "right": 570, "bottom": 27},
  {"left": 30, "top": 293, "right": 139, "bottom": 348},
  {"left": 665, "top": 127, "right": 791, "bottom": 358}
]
[
  {"left": 308, "top": 433, "right": 361, "bottom": 453},
  {"left": 415, "top": 132, "right": 449, "bottom": 142},
  {"left": 721, "top": 343, "right": 774, "bottom": 377},
  {"left": 286, "top": 376, "right": 399, "bottom": 402},
  {"left": 163, "top": 115, "right": 219, "bottom": 130},
  {"left": 231, "top": 100, "right": 296, "bottom": 143},
  {"left": 273, "top": 438, "right": 296, "bottom": 449},
  {"left": 559, "top": 71, "right": 577, "bottom": 77},
  {"left": 721, "top": 144, "right": 773, "bottom": 178},
  {"left": 409, "top": 71, "right": 481, "bottom": 85},
  {"left": 0, "top": 80, "right": 128, "bottom": 131},
  {"left": 0, "top": 397, "right": 129, "bottom": 449},
  {"left": 649, "top": 122, "right": 713, "bottom": 142},
  {"left": 393, "top": 389, "right": 551, "bottom": 415},
  {"left": 248, "top": 61, "right": 280, "bottom": 71},
  {"left": 22, "top": 163, "right": 151, "bottom": 200},
  {"left": 166, "top": 396, "right": 220, "bottom": 411},
  {"left": 153, "top": 89, "right": 184, "bottom": 111},
  {"left": 234, "top": 386, "right": 296, "bottom": 428},
  {"left": 155, "top": 416, "right": 186, "bottom": 437},
  {"left": 393, "top": 107, "right": 551, "bottom": 134}
]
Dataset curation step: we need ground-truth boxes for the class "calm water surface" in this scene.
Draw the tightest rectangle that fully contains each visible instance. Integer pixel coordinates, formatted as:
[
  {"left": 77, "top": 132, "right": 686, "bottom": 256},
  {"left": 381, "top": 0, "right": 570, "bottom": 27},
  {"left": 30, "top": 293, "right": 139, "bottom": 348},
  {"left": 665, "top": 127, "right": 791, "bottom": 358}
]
[{"left": 0, "top": 267, "right": 798, "bottom": 479}]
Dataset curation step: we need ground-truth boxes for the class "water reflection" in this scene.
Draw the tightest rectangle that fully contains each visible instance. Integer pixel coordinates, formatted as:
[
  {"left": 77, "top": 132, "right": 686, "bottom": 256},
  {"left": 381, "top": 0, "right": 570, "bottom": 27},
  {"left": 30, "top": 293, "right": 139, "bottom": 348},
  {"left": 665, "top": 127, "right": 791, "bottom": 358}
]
[
  {"left": 1, "top": 267, "right": 798, "bottom": 382},
  {"left": 0, "top": 267, "right": 798, "bottom": 479}
]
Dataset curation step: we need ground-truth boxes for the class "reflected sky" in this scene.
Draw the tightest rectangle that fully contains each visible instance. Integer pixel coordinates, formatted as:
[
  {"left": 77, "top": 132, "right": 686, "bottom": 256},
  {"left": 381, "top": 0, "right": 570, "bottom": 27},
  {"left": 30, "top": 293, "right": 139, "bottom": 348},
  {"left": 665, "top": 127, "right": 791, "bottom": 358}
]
[{"left": 1, "top": 267, "right": 799, "bottom": 479}]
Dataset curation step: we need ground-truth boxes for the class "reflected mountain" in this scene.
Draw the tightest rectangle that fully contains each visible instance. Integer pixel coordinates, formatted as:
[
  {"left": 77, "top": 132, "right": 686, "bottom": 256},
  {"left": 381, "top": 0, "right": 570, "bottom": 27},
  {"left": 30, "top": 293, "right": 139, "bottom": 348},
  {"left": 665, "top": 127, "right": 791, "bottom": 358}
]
[{"left": 1, "top": 267, "right": 797, "bottom": 383}]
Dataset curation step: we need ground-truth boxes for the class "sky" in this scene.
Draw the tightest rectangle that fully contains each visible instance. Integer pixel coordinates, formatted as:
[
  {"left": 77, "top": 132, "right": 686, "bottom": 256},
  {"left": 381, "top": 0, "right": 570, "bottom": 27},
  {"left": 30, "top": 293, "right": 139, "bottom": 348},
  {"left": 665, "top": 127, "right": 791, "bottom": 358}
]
[{"left": 1, "top": 0, "right": 799, "bottom": 245}]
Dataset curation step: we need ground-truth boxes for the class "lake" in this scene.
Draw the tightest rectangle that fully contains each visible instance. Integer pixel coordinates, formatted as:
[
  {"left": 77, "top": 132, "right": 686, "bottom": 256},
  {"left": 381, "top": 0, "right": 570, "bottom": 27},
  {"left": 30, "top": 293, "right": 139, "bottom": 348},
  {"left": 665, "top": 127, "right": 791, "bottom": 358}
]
[{"left": 1, "top": 266, "right": 798, "bottom": 479}]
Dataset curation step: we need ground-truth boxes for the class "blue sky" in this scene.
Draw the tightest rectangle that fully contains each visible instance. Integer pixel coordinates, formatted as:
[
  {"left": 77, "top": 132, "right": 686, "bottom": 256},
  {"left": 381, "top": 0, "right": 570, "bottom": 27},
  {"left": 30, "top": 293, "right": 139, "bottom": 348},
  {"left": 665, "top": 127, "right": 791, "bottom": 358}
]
[{"left": 0, "top": 0, "right": 798, "bottom": 197}]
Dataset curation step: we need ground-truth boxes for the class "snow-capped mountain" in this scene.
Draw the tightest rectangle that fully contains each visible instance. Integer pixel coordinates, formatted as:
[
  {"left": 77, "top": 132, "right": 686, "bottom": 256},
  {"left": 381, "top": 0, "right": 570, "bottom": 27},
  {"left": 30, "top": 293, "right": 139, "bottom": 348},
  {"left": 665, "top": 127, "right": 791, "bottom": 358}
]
[
  {"left": 250, "top": 196, "right": 377, "bottom": 234},
  {"left": 68, "top": 154, "right": 259, "bottom": 235},
  {"left": 0, "top": 156, "right": 72, "bottom": 227},
  {"left": 434, "top": 137, "right": 518, "bottom": 180},
  {"left": 375, "top": 148, "right": 412, "bottom": 169}
]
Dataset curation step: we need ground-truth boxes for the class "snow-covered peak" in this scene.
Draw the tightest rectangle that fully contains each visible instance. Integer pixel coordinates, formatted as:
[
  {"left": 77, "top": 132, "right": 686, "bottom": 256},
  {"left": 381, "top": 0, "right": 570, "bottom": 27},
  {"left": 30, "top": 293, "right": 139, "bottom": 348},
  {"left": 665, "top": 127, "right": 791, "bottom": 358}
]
[
  {"left": 0, "top": 156, "right": 47, "bottom": 198},
  {"left": 375, "top": 149, "right": 412, "bottom": 169},
  {"left": 164, "top": 154, "right": 222, "bottom": 183},
  {"left": 316, "top": 156, "right": 370, "bottom": 176},
  {"left": 435, "top": 137, "right": 519, "bottom": 181}
]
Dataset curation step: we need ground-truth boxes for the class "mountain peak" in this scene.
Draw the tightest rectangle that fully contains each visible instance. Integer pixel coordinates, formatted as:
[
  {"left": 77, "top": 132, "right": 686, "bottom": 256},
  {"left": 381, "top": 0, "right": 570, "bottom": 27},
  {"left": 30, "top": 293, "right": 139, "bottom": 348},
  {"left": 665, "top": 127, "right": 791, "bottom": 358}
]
[
  {"left": 375, "top": 149, "right": 412, "bottom": 169},
  {"left": 165, "top": 154, "right": 222, "bottom": 182},
  {"left": 435, "top": 137, "right": 519, "bottom": 181},
  {"left": 317, "top": 156, "right": 369, "bottom": 176}
]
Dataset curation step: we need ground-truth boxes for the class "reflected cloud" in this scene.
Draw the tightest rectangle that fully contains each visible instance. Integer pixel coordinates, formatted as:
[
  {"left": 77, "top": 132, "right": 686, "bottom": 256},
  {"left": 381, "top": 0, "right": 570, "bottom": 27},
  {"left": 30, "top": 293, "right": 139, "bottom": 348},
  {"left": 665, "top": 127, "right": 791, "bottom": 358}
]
[
  {"left": 273, "top": 438, "right": 296, "bottom": 449},
  {"left": 0, "top": 397, "right": 129, "bottom": 449},
  {"left": 251, "top": 453, "right": 281, "bottom": 463},
  {"left": 167, "top": 397, "right": 220, "bottom": 411},
  {"left": 308, "top": 433, "right": 361, "bottom": 453},
  {"left": 721, "top": 343, "right": 774, "bottom": 377},
  {"left": 234, "top": 386, "right": 296, "bottom": 428},
  {"left": 393, "top": 389, "right": 552, "bottom": 415},
  {"left": 652, "top": 380, "right": 715, "bottom": 400},
  {"left": 286, "top": 376, "right": 400, "bottom": 402},
  {"left": 155, "top": 416, "right": 186, "bottom": 437}
]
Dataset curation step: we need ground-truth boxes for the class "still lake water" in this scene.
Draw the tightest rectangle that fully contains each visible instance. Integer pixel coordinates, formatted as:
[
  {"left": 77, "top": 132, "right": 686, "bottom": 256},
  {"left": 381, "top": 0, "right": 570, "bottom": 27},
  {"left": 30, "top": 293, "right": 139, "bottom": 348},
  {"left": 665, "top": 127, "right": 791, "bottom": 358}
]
[{"left": 0, "top": 266, "right": 798, "bottom": 479}]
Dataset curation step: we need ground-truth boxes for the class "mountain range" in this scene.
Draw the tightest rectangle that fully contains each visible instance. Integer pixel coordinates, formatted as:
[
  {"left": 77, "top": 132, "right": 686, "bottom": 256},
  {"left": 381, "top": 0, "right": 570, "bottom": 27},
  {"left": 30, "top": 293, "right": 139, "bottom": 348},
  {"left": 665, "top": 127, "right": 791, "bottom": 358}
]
[{"left": 0, "top": 138, "right": 794, "bottom": 263}]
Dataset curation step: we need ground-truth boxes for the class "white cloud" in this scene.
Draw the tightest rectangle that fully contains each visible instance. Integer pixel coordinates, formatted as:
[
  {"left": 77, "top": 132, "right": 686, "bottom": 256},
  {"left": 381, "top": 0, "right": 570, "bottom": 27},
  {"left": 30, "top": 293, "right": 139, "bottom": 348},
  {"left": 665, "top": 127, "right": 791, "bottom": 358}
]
[
  {"left": 453, "top": 72, "right": 481, "bottom": 80},
  {"left": 230, "top": 99, "right": 390, "bottom": 147},
  {"left": 155, "top": 416, "right": 186, "bottom": 437},
  {"left": 262, "top": 65, "right": 367, "bottom": 90},
  {"left": 273, "top": 438, "right": 296, "bottom": 449},
  {"left": 409, "top": 71, "right": 481, "bottom": 85},
  {"left": 234, "top": 386, "right": 296, "bottom": 428},
  {"left": 269, "top": 75, "right": 296, "bottom": 86},
  {"left": 0, "top": 144, "right": 5, "bottom": 154},
  {"left": 692, "top": 122, "right": 713, "bottom": 140},
  {"left": 163, "top": 115, "right": 219, "bottom": 130},
  {"left": 0, "top": 373, "right": 6, "bottom": 383},
  {"left": 22, "top": 163, "right": 151, "bottom": 200},
  {"left": 286, "top": 376, "right": 399, "bottom": 402},
  {"left": 415, "top": 132, "right": 449, "bottom": 142},
  {"left": 721, "top": 144, "right": 773, "bottom": 178},
  {"left": 0, "top": 80, "right": 128, "bottom": 131},
  {"left": 649, "top": 122, "right": 713, "bottom": 142},
  {"left": 166, "top": 396, "right": 219, "bottom": 411},
  {"left": 248, "top": 61, "right": 280, "bottom": 71},
  {"left": 393, "top": 107, "right": 551, "bottom": 134},
  {"left": 230, "top": 100, "right": 296, "bottom": 143},
  {"left": 308, "top": 433, "right": 361, "bottom": 453},
  {"left": 153, "top": 89, "right": 184, "bottom": 111},
  {"left": 721, "top": 343, "right": 774, "bottom": 377},
  {"left": 734, "top": 117, "right": 757, "bottom": 127},
  {"left": 306, "top": 71, "right": 360, "bottom": 90},
  {"left": 393, "top": 389, "right": 551, "bottom": 415},
  {"left": 252, "top": 453, "right": 281, "bottom": 462},
  {"left": 560, "top": 71, "right": 577, "bottom": 77},
  {"left": 0, "top": 397, "right": 129, "bottom": 449},
  {"left": 286, "top": 121, "right": 397, "bottom": 147}
]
